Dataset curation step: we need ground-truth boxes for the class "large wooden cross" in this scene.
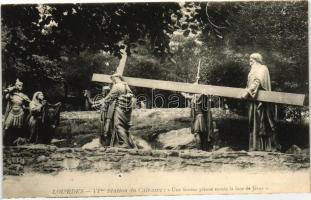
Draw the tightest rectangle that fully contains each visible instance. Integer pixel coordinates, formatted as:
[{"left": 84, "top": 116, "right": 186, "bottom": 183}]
[
  {"left": 92, "top": 73, "right": 305, "bottom": 106},
  {"left": 92, "top": 52, "right": 305, "bottom": 106}
]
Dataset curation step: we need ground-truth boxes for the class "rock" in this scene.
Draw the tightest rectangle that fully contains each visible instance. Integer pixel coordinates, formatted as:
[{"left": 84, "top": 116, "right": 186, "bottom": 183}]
[
  {"left": 77, "top": 160, "right": 93, "bottom": 170},
  {"left": 157, "top": 128, "right": 196, "bottom": 150},
  {"left": 134, "top": 137, "right": 152, "bottom": 150},
  {"left": 63, "top": 158, "right": 80, "bottom": 170},
  {"left": 82, "top": 138, "right": 100, "bottom": 149},
  {"left": 73, "top": 134, "right": 96, "bottom": 147},
  {"left": 56, "top": 148, "right": 73, "bottom": 153},
  {"left": 51, "top": 139, "right": 67, "bottom": 147},
  {"left": 53, "top": 109, "right": 308, "bottom": 152},
  {"left": 36, "top": 155, "right": 48, "bottom": 163},
  {"left": 51, "top": 154, "right": 64, "bottom": 161},
  {"left": 302, "top": 148, "right": 310, "bottom": 154},
  {"left": 214, "top": 147, "right": 233, "bottom": 153},
  {"left": 48, "top": 145, "right": 57, "bottom": 152},
  {"left": 51, "top": 138, "right": 66, "bottom": 143},
  {"left": 3, "top": 145, "right": 310, "bottom": 175},
  {"left": 167, "top": 150, "right": 179, "bottom": 157},
  {"left": 286, "top": 145, "right": 302, "bottom": 154}
]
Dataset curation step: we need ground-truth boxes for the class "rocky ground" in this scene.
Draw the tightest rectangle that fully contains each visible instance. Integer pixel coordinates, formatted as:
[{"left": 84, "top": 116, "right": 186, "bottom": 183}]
[
  {"left": 3, "top": 108, "right": 310, "bottom": 197},
  {"left": 3, "top": 144, "right": 310, "bottom": 176},
  {"left": 4, "top": 108, "right": 310, "bottom": 175},
  {"left": 3, "top": 143, "right": 310, "bottom": 197},
  {"left": 54, "top": 108, "right": 309, "bottom": 151}
]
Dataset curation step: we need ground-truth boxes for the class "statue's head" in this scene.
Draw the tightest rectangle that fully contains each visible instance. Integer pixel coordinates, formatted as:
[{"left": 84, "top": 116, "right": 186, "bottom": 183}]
[
  {"left": 102, "top": 85, "right": 110, "bottom": 94},
  {"left": 110, "top": 73, "right": 123, "bottom": 84},
  {"left": 15, "top": 79, "right": 23, "bottom": 91},
  {"left": 33, "top": 91, "right": 44, "bottom": 101},
  {"left": 250, "top": 53, "right": 263, "bottom": 66}
]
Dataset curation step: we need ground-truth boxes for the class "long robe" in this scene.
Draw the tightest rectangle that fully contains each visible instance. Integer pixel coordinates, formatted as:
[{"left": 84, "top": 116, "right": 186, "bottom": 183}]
[
  {"left": 100, "top": 81, "right": 136, "bottom": 148},
  {"left": 246, "top": 63, "right": 279, "bottom": 151},
  {"left": 27, "top": 101, "right": 44, "bottom": 143}
]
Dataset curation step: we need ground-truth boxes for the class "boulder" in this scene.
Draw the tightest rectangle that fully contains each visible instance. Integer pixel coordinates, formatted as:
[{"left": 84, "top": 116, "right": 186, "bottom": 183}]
[
  {"left": 157, "top": 128, "right": 198, "bottom": 150},
  {"left": 82, "top": 138, "right": 101, "bottom": 149},
  {"left": 53, "top": 109, "right": 309, "bottom": 151},
  {"left": 36, "top": 155, "right": 48, "bottom": 163},
  {"left": 214, "top": 147, "right": 234, "bottom": 153},
  {"left": 134, "top": 137, "right": 152, "bottom": 150},
  {"left": 286, "top": 145, "right": 302, "bottom": 154}
]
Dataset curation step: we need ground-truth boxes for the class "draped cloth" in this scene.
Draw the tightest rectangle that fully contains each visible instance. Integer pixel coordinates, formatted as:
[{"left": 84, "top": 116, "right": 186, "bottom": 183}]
[
  {"left": 4, "top": 106, "right": 24, "bottom": 130},
  {"left": 27, "top": 100, "right": 44, "bottom": 143},
  {"left": 100, "top": 81, "right": 136, "bottom": 148},
  {"left": 246, "top": 63, "right": 279, "bottom": 151}
]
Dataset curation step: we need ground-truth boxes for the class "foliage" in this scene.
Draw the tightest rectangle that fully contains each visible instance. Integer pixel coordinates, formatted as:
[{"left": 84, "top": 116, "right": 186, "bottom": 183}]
[
  {"left": 1, "top": 2, "right": 308, "bottom": 111},
  {"left": 200, "top": 1, "right": 308, "bottom": 94}
]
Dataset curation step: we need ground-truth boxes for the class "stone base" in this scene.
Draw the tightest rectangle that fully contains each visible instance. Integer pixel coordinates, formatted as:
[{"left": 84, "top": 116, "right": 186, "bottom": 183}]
[{"left": 3, "top": 145, "right": 309, "bottom": 176}]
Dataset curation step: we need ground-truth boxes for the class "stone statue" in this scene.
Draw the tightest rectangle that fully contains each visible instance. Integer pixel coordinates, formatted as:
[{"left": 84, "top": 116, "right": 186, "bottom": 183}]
[{"left": 3, "top": 79, "right": 30, "bottom": 145}]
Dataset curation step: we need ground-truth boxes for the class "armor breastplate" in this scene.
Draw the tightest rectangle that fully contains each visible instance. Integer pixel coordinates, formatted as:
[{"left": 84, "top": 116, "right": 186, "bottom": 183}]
[{"left": 11, "top": 93, "right": 26, "bottom": 106}]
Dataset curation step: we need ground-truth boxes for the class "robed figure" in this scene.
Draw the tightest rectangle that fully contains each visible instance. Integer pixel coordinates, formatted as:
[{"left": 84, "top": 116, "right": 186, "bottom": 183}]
[
  {"left": 182, "top": 86, "right": 214, "bottom": 151},
  {"left": 27, "top": 91, "right": 46, "bottom": 143},
  {"left": 99, "top": 73, "right": 136, "bottom": 148},
  {"left": 3, "top": 79, "right": 30, "bottom": 145},
  {"left": 241, "top": 53, "right": 280, "bottom": 151}
]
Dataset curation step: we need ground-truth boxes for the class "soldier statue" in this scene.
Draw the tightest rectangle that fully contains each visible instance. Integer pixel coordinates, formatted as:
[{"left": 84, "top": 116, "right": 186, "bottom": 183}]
[{"left": 3, "top": 79, "right": 30, "bottom": 145}]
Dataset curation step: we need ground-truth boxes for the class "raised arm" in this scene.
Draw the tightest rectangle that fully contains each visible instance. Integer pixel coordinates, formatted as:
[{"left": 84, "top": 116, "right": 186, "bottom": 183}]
[{"left": 83, "top": 90, "right": 94, "bottom": 104}]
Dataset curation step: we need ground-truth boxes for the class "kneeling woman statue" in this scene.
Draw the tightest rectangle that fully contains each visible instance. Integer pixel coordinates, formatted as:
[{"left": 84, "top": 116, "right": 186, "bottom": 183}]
[{"left": 27, "top": 91, "right": 46, "bottom": 143}]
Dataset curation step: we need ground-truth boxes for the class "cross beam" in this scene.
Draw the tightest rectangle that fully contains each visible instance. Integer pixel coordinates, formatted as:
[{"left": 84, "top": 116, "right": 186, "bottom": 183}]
[{"left": 92, "top": 74, "right": 305, "bottom": 106}]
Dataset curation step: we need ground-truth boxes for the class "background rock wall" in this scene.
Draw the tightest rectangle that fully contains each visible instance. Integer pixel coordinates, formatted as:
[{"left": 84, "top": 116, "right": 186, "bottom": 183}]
[{"left": 55, "top": 108, "right": 309, "bottom": 151}]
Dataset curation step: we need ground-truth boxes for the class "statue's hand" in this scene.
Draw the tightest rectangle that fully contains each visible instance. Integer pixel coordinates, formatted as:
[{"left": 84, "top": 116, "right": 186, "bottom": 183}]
[
  {"left": 119, "top": 48, "right": 127, "bottom": 56},
  {"left": 83, "top": 90, "right": 90, "bottom": 97},
  {"left": 4, "top": 86, "right": 16, "bottom": 93},
  {"left": 240, "top": 90, "right": 249, "bottom": 99},
  {"left": 42, "top": 100, "right": 47, "bottom": 105}
]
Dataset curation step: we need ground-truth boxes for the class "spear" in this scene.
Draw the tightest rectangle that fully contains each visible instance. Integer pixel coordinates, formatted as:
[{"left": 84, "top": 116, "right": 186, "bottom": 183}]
[{"left": 195, "top": 58, "right": 201, "bottom": 84}]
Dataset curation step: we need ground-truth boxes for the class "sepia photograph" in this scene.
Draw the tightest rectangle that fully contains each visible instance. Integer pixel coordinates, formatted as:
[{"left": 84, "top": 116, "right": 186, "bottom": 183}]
[{"left": 1, "top": 1, "right": 310, "bottom": 198}]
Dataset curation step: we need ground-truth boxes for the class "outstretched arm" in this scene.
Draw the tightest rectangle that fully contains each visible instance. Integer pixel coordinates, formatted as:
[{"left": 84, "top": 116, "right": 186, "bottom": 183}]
[{"left": 83, "top": 90, "right": 94, "bottom": 104}]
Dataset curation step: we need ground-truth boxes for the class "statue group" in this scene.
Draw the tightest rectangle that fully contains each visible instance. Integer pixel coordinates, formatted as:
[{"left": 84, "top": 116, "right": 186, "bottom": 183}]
[
  {"left": 85, "top": 52, "right": 282, "bottom": 152},
  {"left": 3, "top": 79, "right": 61, "bottom": 146},
  {"left": 3, "top": 53, "right": 282, "bottom": 152}
]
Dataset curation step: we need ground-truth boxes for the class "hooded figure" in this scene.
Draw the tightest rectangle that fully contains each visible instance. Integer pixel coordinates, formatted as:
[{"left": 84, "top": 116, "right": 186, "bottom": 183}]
[
  {"left": 242, "top": 53, "right": 280, "bottom": 151},
  {"left": 27, "top": 91, "right": 46, "bottom": 143}
]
